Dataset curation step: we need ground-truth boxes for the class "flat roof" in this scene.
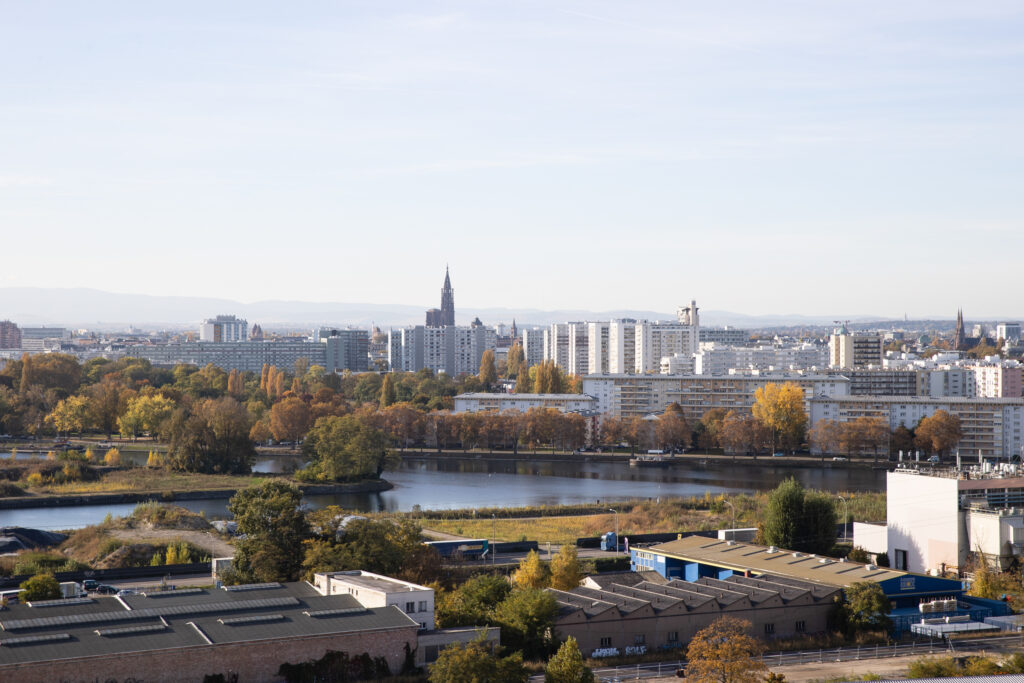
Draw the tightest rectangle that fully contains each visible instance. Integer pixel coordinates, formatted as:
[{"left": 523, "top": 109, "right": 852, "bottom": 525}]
[
  {"left": 645, "top": 537, "right": 912, "bottom": 588},
  {"left": 455, "top": 393, "right": 594, "bottom": 399},
  {"left": 324, "top": 572, "right": 426, "bottom": 594},
  {"left": 0, "top": 582, "right": 416, "bottom": 667}
]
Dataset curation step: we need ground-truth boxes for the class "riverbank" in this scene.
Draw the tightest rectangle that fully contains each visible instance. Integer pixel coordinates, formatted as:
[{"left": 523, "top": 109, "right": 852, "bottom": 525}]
[
  {"left": 0, "top": 478, "right": 393, "bottom": 509},
  {"left": 398, "top": 448, "right": 891, "bottom": 470}
]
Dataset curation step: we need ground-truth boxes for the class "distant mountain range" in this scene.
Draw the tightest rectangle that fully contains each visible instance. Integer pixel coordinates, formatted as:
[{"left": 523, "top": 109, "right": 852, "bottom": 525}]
[{"left": 0, "top": 286, "right": 911, "bottom": 331}]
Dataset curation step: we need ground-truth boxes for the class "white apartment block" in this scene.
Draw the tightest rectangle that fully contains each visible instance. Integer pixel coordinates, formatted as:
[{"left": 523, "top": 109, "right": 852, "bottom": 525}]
[
  {"left": 809, "top": 395, "right": 1024, "bottom": 459},
  {"left": 587, "top": 322, "right": 610, "bottom": 375},
  {"left": 567, "top": 323, "right": 589, "bottom": 375},
  {"left": 199, "top": 315, "right": 248, "bottom": 342},
  {"left": 608, "top": 320, "right": 639, "bottom": 374},
  {"left": 521, "top": 328, "right": 546, "bottom": 368},
  {"left": 454, "top": 393, "right": 598, "bottom": 414},
  {"left": 692, "top": 343, "right": 827, "bottom": 375},
  {"left": 973, "top": 363, "right": 1023, "bottom": 398},
  {"left": 997, "top": 322, "right": 1022, "bottom": 342},
  {"left": 388, "top": 325, "right": 496, "bottom": 376},
  {"left": 699, "top": 327, "right": 749, "bottom": 345},
  {"left": 582, "top": 373, "right": 849, "bottom": 421}
]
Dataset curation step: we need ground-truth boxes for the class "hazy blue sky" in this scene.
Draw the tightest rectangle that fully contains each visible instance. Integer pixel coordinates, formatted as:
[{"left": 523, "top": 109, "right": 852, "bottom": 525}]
[{"left": 2, "top": 1, "right": 1023, "bottom": 318}]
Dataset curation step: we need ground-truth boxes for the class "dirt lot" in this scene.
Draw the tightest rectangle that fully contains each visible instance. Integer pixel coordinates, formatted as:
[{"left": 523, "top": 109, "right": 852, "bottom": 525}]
[{"left": 110, "top": 527, "right": 234, "bottom": 558}]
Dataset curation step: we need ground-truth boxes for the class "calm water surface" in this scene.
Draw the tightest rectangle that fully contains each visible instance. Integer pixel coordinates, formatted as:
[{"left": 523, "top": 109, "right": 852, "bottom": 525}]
[{"left": 0, "top": 456, "right": 885, "bottom": 530}]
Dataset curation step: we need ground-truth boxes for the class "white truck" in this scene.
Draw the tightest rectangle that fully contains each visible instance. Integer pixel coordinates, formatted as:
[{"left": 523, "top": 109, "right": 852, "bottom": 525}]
[{"left": 59, "top": 581, "right": 86, "bottom": 599}]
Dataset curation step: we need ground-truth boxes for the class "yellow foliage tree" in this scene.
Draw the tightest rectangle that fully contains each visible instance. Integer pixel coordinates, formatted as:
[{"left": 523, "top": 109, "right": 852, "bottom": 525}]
[
  {"left": 685, "top": 616, "right": 767, "bottom": 683},
  {"left": 104, "top": 448, "right": 122, "bottom": 466},
  {"left": 146, "top": 451, "right": 163, "bottom": 468},
  {"left": 84, "top": 448, "right": 95, "bottom": 462},
  {"left": 752, "top": 382, "right": 808, "bottom": 452},
  {"left": 549, "top": 544, "right": 583, "bottom": 591},
  {"left": 512, "top": 549, "right": 549, "bottom": 589}
]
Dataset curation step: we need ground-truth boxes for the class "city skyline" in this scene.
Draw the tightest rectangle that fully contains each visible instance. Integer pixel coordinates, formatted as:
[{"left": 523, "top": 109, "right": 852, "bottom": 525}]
[{"left": 2, "top": 2, "right": 1023, "bottom": 316}]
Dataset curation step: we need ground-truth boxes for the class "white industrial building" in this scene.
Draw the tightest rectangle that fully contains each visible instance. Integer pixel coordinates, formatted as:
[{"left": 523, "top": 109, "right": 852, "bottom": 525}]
[
  {"left": 313, "top": 570, "right": 435, "bottom": 630},
  {"left": 857, "top": 465, "right": 1024, "bottom": 575}
]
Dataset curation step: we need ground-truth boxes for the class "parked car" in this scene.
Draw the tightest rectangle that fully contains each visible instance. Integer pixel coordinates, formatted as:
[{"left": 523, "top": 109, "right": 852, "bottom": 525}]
[
  {"left": 832, "top": 456, "right": 848, "bottom": 462},
  {"left": 117, "top": 589, "right": 137, "bottom": 596},
  {"left": 94, "top": 585, "right": 117, "bottom": 595},
  {"left": 82, "top": 579, "right": 99, "bottom": 592},
  {"left": 772, "top": 452, "right": 785, "bottom": 457},
  {"left": 928, "top": 455, "right": 941, "bottom": 463}
]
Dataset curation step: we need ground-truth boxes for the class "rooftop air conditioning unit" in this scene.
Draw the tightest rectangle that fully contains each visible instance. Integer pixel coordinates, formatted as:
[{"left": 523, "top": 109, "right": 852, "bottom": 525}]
[{"left": 865, "top": 564, "right": 876, "bottom": 571}]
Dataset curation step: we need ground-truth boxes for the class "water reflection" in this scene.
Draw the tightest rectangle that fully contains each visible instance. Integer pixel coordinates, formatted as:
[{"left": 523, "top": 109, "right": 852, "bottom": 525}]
[{"left": 0, "top": 455, "right": 885, "bottom": 530}]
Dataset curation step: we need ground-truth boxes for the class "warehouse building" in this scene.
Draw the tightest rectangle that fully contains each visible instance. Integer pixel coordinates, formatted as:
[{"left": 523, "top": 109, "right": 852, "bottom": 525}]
[
  {"left": 549, "top": 570, "right": 839, "bottom": 658},
  {"left": 631, "top": 537, "right": 1007, "bottom": 635},
  {"left": 0, "top": 581, "right": 419, "bottom": 682}
]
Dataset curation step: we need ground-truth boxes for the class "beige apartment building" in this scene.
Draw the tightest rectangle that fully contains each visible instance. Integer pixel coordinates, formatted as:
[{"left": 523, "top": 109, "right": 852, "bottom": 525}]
[{"left": 581, "top": 373, "right": 850, "bottom": 420}]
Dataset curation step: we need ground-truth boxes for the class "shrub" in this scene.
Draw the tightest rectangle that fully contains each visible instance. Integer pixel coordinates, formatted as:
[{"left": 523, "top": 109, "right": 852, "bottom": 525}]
[
  {"left": 104, "top": 448, "right": 122, "bottom": 466},
  {"left": 19, "top": 574, "right": 60, "bottom": 602}
]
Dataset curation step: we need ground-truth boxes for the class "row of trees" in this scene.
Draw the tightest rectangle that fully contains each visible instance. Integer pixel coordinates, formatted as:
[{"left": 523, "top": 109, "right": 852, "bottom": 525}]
[{"left": 810, "top": 411, "right": 962, "bottom": 458}]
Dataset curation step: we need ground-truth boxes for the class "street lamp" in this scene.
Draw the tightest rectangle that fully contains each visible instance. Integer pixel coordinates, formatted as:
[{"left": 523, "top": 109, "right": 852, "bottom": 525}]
[
  {"left": 491, "top": 514, "right": 496, "bottom": 566},
  {"left": 608, "top": 508, "right": 619, "bottom": 552},
  {"left": 723, "top": 500, "right": 736, "bottom": 539},
  {"left": 837, "top": 496, "right": 849, "bottom": 542}
]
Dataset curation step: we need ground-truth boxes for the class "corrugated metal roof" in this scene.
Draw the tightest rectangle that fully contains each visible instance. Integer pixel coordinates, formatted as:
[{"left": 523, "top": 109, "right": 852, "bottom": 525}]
[{"left": 647, "top": 537, "right": 912, "bottom": 587}]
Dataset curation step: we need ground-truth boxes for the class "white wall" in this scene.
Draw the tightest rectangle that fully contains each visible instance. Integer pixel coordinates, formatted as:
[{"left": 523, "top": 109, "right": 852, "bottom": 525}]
[{"left": 886, "top": 471, "right": 962, "bottom": 574}]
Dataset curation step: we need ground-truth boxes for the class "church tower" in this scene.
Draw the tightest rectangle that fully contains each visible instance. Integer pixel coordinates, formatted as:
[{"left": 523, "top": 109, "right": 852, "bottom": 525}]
[
  {"left": 440, "top": 266, "right": 455, "bottom": 326},
  {"left": 953, "top": 308, "right": 967, "bottom": 351}
]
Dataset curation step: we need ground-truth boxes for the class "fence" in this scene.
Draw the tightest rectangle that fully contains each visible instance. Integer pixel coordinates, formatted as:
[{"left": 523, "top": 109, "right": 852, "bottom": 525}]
[{"left": 529, "top": 636, "right": 1019, "bottom": 682}]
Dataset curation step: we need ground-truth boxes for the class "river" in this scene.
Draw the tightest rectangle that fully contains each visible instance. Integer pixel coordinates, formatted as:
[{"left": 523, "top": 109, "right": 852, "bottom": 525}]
[{"left": 0, "top": 455, "right": 886, "bottom": 530}]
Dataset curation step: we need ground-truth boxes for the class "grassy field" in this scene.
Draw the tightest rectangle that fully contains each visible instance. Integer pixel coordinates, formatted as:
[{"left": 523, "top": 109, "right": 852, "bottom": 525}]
[
  {"left": 18, "top": 467, "right": 275, "bottom": 496},
  {"left": 419, "top": 490, "right": 887, "bottom": 545}
]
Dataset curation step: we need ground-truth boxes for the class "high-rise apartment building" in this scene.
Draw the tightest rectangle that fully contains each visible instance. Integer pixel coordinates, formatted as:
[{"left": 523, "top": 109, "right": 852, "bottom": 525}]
[
  {"left": 388, "top": 325, "right": 496, "bottom": 376},
  {"left": 587, "top": 322, "right": 610, "bottom": 375},
  {"left": 0, "top": 321, "right": 20, "bottom": 349},
  {"left": 828, "top": 326, "right": 883, "bottom": 369},
  {"left": 521, "top": 328, "right": 546, "bottom": 368},
  {"left": 316, "top": 328, "right": 370, "bottom": 373},
  {"left": 997, "top": 323, "right": 1022, "bottom": 343},
  {"left": 199, "top": 315, "right": 248, "bottom": 342}
]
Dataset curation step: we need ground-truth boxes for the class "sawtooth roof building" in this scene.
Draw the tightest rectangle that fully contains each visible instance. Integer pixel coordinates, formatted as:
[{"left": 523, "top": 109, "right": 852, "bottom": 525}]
[{"left": 0, "top": 581, "right": 419, "bottom": 682}]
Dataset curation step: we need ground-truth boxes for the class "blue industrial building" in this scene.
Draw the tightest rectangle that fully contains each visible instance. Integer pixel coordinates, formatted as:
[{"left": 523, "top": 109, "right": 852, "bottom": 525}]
[{"left": 631, "top": 537, "right": 1009, "bottom": 635}]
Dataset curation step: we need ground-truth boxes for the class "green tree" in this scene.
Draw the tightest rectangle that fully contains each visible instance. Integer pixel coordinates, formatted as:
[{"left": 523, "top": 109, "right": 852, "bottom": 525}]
[
  {"left": 549, "top": 544, "right": 582, "bottom": 591},
  {"left": 228, "top": 481, "right": 309, "bottom": 582},
  {"left": 379, "top": 373, "right": 397, "bottom": 408},
  {"left": 493, "top": 588, "right": 558, "bottom": 660},
  {"left": 436, "top": 574, "right": 512, "bottom": 627},
  {"left": 19, "top": 573, "right": 61, "bottom": 602},
  {"left": 479, "top": 349, "right": 498, "bottom": 387},
  {"left": 842, "top": 581, "right": 892, "bottom": 635},
  {"left": 968, "top": 554, "right": 999, "bottom": 599},
  {"left": 507, "top": 342, "right": 526, "bottom": 379},
  {"left": 118, "top": 393, "right": 176, "bottom": 441},
  {"left": 301, "top": 414, "right": 395, "bottom": 481},
  {"left": 761, "top": 477, "right": 836, "bottom": 555},
  {"left": 429, "top": 634, "right": 528, "bottom": 683},
  {"left": 685, "top": 616, "right": 766, "bottom": 683},
  {"left": 545, "top": 636, "right": 594, "bottom": 683},
  {"left": 46, "top": 395, "right": 90, "bottom": 437},
  {"left": 166, "top": 397, "right": 255, "bottom": 474}
]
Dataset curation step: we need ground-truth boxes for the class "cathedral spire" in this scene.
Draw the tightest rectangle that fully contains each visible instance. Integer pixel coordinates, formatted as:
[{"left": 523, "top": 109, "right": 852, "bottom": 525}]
[{"left": 440, "top": 266, "right": 455, "bottom": 326}]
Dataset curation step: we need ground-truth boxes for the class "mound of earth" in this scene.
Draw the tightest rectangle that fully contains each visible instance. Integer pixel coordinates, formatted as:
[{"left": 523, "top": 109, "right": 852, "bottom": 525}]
[
  {"left": 94, "top": 543, "right": 162, "bottom": 569},
  {"left": 123, "top": 504, "right": 213, "bottom": 531},
  {"left": 0, "top": 527, "right": 67, "bottom": 554}
]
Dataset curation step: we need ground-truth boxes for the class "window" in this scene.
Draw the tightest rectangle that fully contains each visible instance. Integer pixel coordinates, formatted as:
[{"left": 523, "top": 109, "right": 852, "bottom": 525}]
[
  {"left": 600, "top": 637, "right": 612, "bottom": 648},
  {"left": 667, "top": 631, "right": 678, "bottom": 643},
  {"left": 764, "top": 623, "right": 775, "bottom": 635},
  {"left": 634, "top": 634, "right": 646, "bottom": 645},
  {"left": 895, "top": 549, "right": 908, "bottom": 571},
  {"left": 405, "top": 602, "right": 415, "bottom": 613},
  {"left": 419, "top": 600, "right": 428, "bottom": 612},
  {"left": 795, "top": 621, "right": 806, "bottom": 633}
]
